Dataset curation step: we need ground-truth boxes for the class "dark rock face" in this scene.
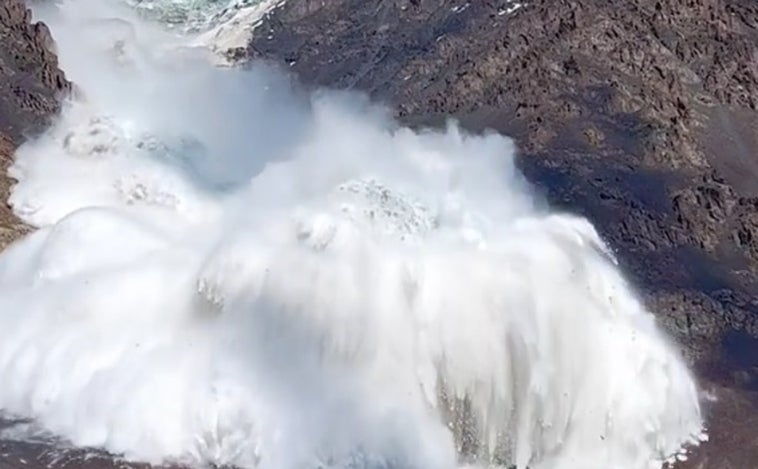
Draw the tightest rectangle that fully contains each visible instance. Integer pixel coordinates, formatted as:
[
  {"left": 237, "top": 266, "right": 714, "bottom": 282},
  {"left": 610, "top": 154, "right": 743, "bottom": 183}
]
[
  {"left": 0, "top": 0, "right": 69, "bottom": 248},
  {"left": 0, "top": 0, "right": 69, "bottom": 142},
  {"left": 248, "top": 0, "right": 758, "bottom": 465}
]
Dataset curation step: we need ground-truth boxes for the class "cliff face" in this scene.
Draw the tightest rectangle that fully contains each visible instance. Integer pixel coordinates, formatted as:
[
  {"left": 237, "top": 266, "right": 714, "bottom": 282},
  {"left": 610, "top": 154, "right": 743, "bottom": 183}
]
[
  {"left": 0, "top": 0, "right": 70, "bottom": 248},
  {"left": 248, "top": 0, "right": 758, "bottom": 466}
]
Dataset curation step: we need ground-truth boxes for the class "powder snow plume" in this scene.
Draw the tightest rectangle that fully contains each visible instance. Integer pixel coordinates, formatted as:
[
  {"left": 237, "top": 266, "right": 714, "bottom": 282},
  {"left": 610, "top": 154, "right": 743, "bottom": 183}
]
[{"left": 0, "top": 1, "right": 703, "bottom": 468}]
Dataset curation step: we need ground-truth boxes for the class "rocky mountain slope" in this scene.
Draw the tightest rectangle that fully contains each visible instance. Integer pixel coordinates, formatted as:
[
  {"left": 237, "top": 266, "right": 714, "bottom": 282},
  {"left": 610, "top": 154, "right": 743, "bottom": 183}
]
[
  {"left": 0, "top": 0, "right": 69, "bottom": 248},
  {"left": 247, "top": 0, "right": 758, "bottom": 466},
  {"left": 0, "top": 0, "right": 756, "bottom": 467}
]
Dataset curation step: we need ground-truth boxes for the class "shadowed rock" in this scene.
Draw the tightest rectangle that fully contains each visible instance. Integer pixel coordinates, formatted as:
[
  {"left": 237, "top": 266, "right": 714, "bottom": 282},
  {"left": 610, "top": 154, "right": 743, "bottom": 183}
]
[{"left": 0, "top": 0, "right": 70, "bottom": 248}]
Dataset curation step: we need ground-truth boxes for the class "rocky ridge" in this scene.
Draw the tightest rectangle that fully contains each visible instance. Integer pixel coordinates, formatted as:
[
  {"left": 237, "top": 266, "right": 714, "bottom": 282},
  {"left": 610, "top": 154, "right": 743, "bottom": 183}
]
[{"left": 0, "top": 0, "right": 70, "bottom": 248}]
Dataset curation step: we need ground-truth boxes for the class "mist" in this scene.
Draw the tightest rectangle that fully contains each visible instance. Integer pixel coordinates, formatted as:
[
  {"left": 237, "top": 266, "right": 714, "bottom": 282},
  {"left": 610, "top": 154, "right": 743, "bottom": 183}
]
[{"left": 0, "top": 1, "right": 704, "bottom": 468}]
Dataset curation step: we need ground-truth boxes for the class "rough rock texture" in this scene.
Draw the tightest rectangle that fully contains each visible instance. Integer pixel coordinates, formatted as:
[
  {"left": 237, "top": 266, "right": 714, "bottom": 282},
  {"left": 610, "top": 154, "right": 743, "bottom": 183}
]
[
  {"left": 247, "top": 0, "right": 758, "bottom": 466},
  {"left": 0, "top": 0, "right": 69, "bottom": 249},
  {"left": 0, "top": 0, "right": 74, "bottom": 461}
]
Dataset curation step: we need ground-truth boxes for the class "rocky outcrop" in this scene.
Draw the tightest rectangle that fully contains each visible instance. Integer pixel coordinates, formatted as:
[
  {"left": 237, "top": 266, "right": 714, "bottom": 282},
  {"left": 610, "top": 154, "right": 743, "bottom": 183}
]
[
  {"left": 0, "top": 0, "right": 70, "bottom": 248},
  {"left": 249, "top": 0, "right": 758, "bottom": 465}
]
